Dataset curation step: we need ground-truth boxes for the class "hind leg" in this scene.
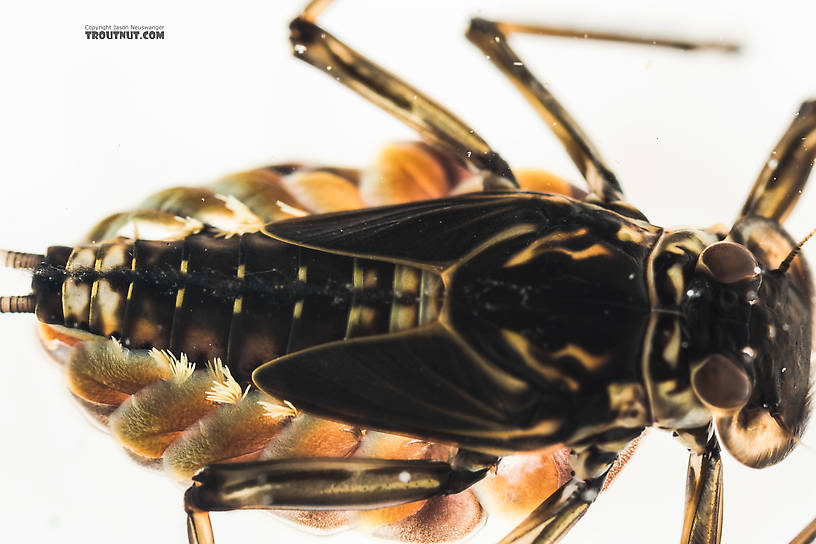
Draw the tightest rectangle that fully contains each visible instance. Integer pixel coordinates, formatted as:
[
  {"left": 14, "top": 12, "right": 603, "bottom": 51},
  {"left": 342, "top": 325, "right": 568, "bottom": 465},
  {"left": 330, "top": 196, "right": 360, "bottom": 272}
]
[{"left": 184, "top": 450, "right": 492, "bottom": 544}]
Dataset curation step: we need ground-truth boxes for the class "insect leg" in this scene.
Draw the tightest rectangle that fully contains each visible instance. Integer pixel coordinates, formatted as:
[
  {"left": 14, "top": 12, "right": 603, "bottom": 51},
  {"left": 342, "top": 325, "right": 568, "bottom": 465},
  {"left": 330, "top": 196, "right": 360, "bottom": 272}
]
[
  {"left": 494, "top": 443, "right": 628, "bottom": 543},
  {"left": 790, "top": 518, "right": 816, "bottom": 544},
  {"left": 214, "top": 143, "right": 576, "bottom": 214},
  {"left": 740, "top": 100, "right": 816, "bottom": 223},
  {"left": 676, "top": 425, "right": 723, "bottom": 544},
  {"left": 466, "top": 19, "right": 622, "bottom": 206},
  {"left": 361, "top": 141, "right": 587, "bottom": 205},
  {"left": 360, "top": 142, "right": 473, "bottom": 206},
  {"left": 183, "top": 455, "right": 490, "bottom": 544},
  {"left": 495, "top": 477, "right": 602, "bottom": 544},
  {"left": 290, "top": 2, "right": 518, "bottom": 190},
  {"left": 466, "top": 19, "right": 738, "bottom": 210}
]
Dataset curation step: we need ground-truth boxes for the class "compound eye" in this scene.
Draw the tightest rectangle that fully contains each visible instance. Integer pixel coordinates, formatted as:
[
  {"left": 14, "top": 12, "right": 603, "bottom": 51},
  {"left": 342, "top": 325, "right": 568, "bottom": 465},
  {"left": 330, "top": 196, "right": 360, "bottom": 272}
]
[
  {"left": 697, "top": 242, "right": 760, "bottom": 284},
  {"left": 691, "top": 353, "right": 752, "bottom": 413}
]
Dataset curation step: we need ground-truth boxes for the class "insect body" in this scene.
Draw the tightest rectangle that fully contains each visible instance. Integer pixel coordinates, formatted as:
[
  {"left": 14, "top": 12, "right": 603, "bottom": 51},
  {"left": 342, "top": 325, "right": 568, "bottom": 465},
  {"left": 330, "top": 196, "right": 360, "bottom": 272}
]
[{"left": 3, "top": 1, "right": 816, "bottom": 543}]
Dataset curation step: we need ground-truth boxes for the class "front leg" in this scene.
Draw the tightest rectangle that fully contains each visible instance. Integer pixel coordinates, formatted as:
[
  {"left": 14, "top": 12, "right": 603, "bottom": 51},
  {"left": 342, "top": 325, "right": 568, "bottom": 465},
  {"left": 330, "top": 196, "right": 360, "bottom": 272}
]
[
  {"left": 676, "top": 425, "right": 723, "bottom": 544},
  {"left": 495, "top": 441, "right": 638, "bottom": 544}
]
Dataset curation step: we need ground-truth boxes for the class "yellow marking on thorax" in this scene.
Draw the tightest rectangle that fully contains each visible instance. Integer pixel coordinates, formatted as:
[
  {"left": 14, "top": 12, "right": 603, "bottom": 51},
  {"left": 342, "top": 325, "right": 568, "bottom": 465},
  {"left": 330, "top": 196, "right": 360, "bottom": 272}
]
[
  {"left": 501, "top": 329, "right": 580, "bottom": 391},
  {"left": 551, "top": 344, "right": 610, "bottom": 371},
  {"left": 504, "top": 227, "right": 615, "bottom": 267},
  {"left": 666, "top": 263, "right": 685, "bottom": 305},
  {"left": 431, "top": 223, "right": 539, "bottom": 276},
  {"left": 504, "top": 229, "right": 584, "bottom": 267},
  {"left": 661, "top": 320, "right": 682, "bottom": 367},
  {"left": 546, "top": 244, "right": 612, "bottom": 261},
  {"left": 616, "top": 223, "right": 647, "bottom": 244},
  {"left": 606, "top": 382, "right": 649, "bottom": 427},
  {"left": 544, "top": 228, "right": 589, "bottom": 242}
]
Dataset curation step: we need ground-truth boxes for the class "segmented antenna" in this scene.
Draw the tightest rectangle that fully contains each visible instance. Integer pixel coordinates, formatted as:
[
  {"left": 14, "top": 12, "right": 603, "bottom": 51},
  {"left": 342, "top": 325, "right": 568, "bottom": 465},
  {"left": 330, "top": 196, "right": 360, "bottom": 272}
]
[
  {"left": 0, "top": 295, "right": 35, "bottom": 314},
  {"left": 776, "top": 228, "right": 816, "bottom": 274},
  {"left": 0, "top": 250, "right": 44, "bottom": 269}
]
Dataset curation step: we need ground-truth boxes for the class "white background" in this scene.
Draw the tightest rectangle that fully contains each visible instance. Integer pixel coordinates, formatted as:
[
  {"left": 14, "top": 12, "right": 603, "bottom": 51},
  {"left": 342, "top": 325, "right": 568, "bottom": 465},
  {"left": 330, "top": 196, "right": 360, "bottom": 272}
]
[{"left": 1, "top": 1, "right": 816, "bottom": 543}]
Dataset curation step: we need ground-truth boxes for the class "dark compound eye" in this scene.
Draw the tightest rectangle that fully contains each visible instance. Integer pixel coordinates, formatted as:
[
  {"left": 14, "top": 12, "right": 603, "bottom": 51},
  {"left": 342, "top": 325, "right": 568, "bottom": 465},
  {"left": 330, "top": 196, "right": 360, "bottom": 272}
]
[
  {"left": 691, "top": 353, "right": 752, "bottom": 412},
  {"left": 698, "top": 241, "right": 760, "bottom": 284}
]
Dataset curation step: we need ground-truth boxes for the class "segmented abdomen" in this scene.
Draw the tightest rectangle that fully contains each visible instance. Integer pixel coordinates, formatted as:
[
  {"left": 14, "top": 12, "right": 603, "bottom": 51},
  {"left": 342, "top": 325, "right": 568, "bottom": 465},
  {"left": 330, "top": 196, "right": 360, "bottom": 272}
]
[{"left": 35, "top": 233, "right": 441, "bottom": 385}]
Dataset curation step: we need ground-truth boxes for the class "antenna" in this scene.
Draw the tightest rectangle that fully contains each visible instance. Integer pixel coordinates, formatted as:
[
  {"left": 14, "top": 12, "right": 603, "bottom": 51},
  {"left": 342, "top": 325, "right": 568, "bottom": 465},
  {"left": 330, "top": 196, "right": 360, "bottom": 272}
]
[{"left": 776, "top": 228, "right": 816, "bottom": 275}]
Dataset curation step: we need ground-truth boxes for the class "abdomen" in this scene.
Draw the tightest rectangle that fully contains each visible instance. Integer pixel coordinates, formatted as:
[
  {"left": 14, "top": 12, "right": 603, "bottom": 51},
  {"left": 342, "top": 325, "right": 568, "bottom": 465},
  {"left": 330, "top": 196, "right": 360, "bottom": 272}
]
[{"left": 34, "top": 231, "right": 444, "bottom": 385}]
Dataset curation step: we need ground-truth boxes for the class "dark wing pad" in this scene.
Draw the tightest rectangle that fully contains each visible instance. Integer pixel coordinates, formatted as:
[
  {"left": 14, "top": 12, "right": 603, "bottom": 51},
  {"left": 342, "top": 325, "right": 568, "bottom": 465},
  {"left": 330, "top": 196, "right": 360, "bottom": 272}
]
[
  {"left": 252, "top": 325, "right": 556, "bottom": 453},
  {"left": 263, "top": 193, "right": 562, "bottom": 270}
]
